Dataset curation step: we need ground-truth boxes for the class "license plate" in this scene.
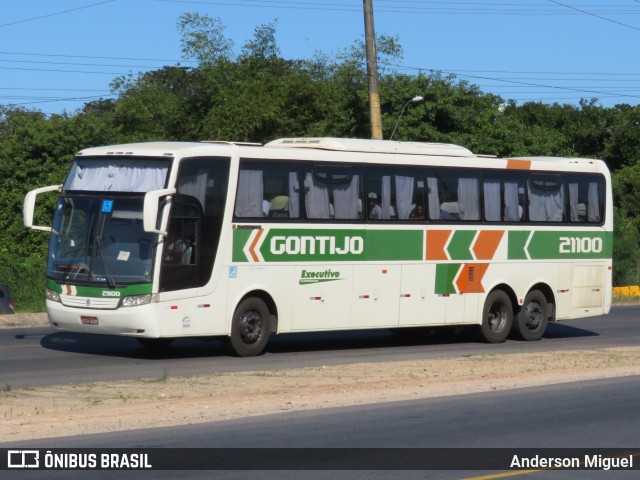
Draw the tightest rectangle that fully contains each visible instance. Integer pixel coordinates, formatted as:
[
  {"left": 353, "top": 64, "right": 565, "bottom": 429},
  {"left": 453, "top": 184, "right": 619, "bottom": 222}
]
[{"left": 81, "top": 316, "right": 100, "bottom": 325}]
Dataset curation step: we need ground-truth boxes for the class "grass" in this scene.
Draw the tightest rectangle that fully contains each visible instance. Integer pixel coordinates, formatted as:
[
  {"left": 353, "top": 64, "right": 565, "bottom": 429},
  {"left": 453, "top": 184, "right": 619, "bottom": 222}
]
[{"left": 142, "top": 370, "right": 169, "bottom": 383}]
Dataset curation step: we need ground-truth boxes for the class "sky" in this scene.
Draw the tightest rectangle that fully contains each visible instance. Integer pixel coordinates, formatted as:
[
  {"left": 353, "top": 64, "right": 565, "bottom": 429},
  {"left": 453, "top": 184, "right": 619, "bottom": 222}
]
[{"left": 2, "top": 0, "right": 640, "bottom": 116}]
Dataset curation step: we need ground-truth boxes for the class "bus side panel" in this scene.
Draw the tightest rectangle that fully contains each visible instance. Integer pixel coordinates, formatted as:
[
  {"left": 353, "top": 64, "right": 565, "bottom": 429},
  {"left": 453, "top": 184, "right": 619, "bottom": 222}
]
[
  {"left": 291, "top": 265, "right": 353, "bottom": 331},
  {"left": 351, "top": 265, "right": 400, "bottom": 328},
  {"left": 398, "top": 264, "right": 446, "bottom": 326}
]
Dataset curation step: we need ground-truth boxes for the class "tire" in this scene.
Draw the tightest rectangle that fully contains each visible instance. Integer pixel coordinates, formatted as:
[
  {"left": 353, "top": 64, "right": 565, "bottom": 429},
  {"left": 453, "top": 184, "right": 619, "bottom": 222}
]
[
  {"left": 512, "top": 290, "right": 548, "bottom": 341},
  {"left": 137, "top": 337, "right": 175, "bottom": 350},
  {"left": 477, "top": 290, "right": 513, "bottom": 343},
  {"left": 229, "top": 297, "right": 271, "bottom": 357}
]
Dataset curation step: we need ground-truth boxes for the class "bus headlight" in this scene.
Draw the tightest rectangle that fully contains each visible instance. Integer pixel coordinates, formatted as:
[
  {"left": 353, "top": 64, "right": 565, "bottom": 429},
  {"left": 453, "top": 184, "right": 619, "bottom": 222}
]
[
  {"left": 46, "top": 289, "right": 61, "bottom": 303},
  {"left": 121, "top": 294, "right": 153, "bottom": 308}
]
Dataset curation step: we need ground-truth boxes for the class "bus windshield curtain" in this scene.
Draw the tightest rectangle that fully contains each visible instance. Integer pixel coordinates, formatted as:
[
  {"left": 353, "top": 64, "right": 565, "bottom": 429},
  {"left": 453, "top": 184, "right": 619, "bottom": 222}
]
[
  {"left": 235, "top": 170, "right": 264, "bottom": 217},
  {"left": 65, "top": 161, "right": 168, "bottom": 192}
]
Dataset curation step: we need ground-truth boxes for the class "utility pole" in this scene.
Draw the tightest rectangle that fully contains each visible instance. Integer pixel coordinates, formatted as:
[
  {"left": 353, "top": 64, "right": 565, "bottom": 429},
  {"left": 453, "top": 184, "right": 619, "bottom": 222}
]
[{"left": 363, "top": 0, "right": 383, "bottom": 140}]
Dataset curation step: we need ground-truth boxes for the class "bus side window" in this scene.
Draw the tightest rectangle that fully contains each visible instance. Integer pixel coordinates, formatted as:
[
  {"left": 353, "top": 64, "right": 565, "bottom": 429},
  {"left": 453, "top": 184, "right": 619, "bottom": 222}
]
[
  {"left": 367, "top": 167, "right": 424, "bottom": 221},
  {"left": 304, "top": 165, "right": 362, "bottom": 220},
  {"left": 567, "top": 176, "right": 603, "bottom": 223},
  {"left": 235, "top": 161, "right": 301, "bottom": 220},
  {"left": 528, "top": 175, "right": 564, "bottom": 222},
  {"left": 427, "top": 169, "right": 480, "bottom": 221},
  {"left": 483, "top": 174, "right": 524, "bottom": 222}
]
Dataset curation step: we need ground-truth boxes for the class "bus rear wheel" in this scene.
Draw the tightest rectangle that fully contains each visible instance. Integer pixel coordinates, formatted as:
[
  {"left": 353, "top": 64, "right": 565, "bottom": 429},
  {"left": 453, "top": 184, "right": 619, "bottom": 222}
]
[
  {"left": 477, "top": 290, "right": 512, "bottom": 343},
  {"left": 229, "top": 297, "right": 271, "bottom": 357},
  {"left": 512, "top": 290, "right": 548, "bottom": 341}
]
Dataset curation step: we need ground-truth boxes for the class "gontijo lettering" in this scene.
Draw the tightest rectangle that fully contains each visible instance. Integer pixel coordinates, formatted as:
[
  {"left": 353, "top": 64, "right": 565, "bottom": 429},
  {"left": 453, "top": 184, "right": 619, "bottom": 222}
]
[{"left": 271, "top": 235, "right": 364, "bottom": 255}]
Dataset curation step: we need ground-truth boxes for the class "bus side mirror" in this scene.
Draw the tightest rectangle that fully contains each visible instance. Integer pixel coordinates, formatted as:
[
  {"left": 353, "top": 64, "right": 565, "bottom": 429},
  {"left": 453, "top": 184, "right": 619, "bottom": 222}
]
[
  {"left": 23, "top": 185, "right": 62, "bottom": 231},
  {"left": 143, "top": 188, "right": 176, "bottom": 236}
]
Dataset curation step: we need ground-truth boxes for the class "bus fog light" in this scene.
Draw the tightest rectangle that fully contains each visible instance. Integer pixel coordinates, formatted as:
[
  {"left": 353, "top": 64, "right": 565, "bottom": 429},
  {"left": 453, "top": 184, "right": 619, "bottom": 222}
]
[
  {"left": 121, "top": 294, "right": 152, "bottom": 307},
  {"left": 46, "top": 289, "right": 61, "bottom": 303}
]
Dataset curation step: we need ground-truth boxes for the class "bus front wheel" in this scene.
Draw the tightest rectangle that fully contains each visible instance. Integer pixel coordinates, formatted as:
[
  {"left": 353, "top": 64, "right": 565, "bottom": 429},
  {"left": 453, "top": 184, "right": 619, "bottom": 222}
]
[
  {"left": 229, "top": 297, "right": 271, "bottom": 357},
  {"left": 512, "top": 290, "right": 548, "bottom": 341},
  {"left": 477, "top": 290, "right": 512, "bottom": 343}
]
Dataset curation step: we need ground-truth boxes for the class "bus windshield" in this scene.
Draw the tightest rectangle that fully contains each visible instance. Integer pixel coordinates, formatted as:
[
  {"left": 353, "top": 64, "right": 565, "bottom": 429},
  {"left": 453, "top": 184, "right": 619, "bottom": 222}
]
[{"left": 48, "top": 194, "right": 158, "bottom": 285}]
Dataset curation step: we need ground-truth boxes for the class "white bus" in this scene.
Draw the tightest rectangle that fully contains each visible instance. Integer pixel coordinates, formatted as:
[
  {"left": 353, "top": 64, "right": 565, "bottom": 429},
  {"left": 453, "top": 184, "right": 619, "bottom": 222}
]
[{"left": 24, "top": 138, "right": 612, "bottom": 356}]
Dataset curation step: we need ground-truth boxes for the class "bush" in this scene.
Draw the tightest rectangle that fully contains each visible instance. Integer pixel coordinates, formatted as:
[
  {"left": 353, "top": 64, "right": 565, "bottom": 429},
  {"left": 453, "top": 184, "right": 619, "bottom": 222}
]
[{"left": 0, "top": 256, "right": 46, "bottom": 312}]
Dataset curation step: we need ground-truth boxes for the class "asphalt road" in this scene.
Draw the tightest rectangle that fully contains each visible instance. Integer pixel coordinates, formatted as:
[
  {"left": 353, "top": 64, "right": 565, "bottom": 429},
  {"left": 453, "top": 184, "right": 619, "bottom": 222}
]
[
  {"left": 1, "top": 305, "right": 639, "bottom": 389},
  {"left": 3, "top": 376, "right": 639, "bottom": 479},
  {"left": 1, "top": 306, "right": 639, "bottom": 479}
]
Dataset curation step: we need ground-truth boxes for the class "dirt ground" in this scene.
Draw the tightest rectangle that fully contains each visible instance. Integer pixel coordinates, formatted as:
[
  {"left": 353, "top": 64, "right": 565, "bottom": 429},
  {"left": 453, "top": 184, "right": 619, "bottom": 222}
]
[{"left": 2, "top": 312, "right": 640, "bottom": 443}]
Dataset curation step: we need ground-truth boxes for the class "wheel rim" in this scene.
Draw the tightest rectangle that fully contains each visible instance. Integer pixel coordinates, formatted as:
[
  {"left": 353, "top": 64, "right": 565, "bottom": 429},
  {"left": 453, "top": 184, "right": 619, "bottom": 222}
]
[
  {"left": 523, "top": 300, "right": 543, "bottom": 331},
  {"left": 488, "top": 302, "right": 508, "bottom": 332},
  {"left": 238, "top": 309, "right": 263, "bottom": 345}
]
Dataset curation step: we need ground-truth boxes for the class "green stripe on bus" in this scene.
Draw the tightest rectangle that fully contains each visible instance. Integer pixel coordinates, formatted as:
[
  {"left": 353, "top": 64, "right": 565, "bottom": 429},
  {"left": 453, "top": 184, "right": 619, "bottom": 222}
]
[
  {"left": 233, "top": 228, "right": 612, "bottom": 263},
  {"left": 447, "top": 230, "right": 476, "bottom": 261},
  {"left": 507, "top": 231, "right": 530, "bottom": 260},
  {"left": 47, "top": 279, "right": 152, "bottom": 297},
  {"left": 526, "top": 231, "right": 612, "bottom": 260},
  {"left": 435, "top": 263, "right": 461, "bottom": 294}
]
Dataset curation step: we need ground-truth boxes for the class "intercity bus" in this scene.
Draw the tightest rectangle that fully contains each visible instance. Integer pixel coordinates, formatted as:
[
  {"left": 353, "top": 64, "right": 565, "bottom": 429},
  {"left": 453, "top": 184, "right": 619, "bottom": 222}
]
[{"left": 24, "top": 138, "right": 612, "bottom": 356}]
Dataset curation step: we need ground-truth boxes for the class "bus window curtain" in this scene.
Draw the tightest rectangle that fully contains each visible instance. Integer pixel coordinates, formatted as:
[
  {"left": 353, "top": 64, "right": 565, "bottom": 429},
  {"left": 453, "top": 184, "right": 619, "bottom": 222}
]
[
  {"left": 568, "top": 182, "right": 579, "bottom": 221},
  {"left": 458, "top": 177, "right": 480, "bottom": 220},
  {"left": 234, "top": 170, "right": 264, "bottom": 217},
  {"left": 503, "top": 181, "right": 521, "bottom": 221},
  {"left": 333, "top": 175, "right": 360, "bottom": 219},
  {"left": 528, "top": 181, "right": 564, "bottom": 222},
  {"left": 381, "top": 176, "right": 392, "bottom": 219},
  {"left": 288, "top": 172, "right": 301, "bottom": 218},
  {"left": 177, "top": 168, "right": 208, "bottom": 211},
  {"left": 395, "top": 176, "right": 414, "bottom": 220},
  {"left": 588, "top": 182, "right": 601, "bottom": 222},
  {"left": 483, "top": 179, "right": 501, "bottom": 221},
  {"left": 305, "top": 173, "right": 331, "bottom": 219},
  {"left": 427, "top": 177, "right": 440, "bottom": 220}
]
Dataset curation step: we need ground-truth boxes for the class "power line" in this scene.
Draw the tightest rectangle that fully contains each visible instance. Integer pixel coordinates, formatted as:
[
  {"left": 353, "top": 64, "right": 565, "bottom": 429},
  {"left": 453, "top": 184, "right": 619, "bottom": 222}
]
[
  {"left": 0, "top": 50, "right": 194, "bottom": 64},
  {"left": 156, "top": 0, "right": 640, "bottom": 15},
  {"left": 0, "top": 1, "right": 116, "bottom": 28},
  {"left": 547, "top": 0, "right": 640, "bottom": 32}
]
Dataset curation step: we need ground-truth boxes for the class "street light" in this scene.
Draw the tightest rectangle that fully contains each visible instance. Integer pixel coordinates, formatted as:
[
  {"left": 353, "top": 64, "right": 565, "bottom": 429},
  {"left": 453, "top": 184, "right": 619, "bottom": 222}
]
[{"left": 389, "top": 95, "right": 424, "bottom": 140}]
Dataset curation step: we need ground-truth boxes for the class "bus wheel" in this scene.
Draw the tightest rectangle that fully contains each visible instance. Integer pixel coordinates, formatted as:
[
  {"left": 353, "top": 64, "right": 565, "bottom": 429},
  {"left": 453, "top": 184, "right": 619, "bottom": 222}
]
[
  {"left": 512, "top": 290, "right": 548, "bottom": 341},
  {"left": 229, "top": 297, "right": 271, "bottom": 357},
  {"left": 477, "top": 290, "right": 512, "bottom": 343},
  {"left": 137, "top": 337, "right": 175, "bottom": 350}
]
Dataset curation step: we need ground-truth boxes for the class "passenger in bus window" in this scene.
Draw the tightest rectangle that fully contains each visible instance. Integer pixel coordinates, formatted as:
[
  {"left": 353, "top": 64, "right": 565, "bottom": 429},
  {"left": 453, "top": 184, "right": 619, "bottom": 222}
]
[
  {"left": 409, "top": 203, "right": 425, "bottom": 220},
  {"left": 368, "top": 192, "right": 383, "bottom": 220}
]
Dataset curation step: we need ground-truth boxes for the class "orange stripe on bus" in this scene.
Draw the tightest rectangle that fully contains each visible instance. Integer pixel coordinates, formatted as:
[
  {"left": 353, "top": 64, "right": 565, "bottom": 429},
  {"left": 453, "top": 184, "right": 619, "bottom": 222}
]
[
  {"left": 472, "top": 230, "right": 504, "bottom": 260},
  {"left": 456, "top": 263, "right": 489, "bottom": 294},
  {"left": 506, "top": 159, "right": 531, "bottom": 170},
  {"left": 426, "top": 230, "right": 451, "bottom": 260},
  {"left": 248, "top": 228, "right": 264, "bottom": 262}
]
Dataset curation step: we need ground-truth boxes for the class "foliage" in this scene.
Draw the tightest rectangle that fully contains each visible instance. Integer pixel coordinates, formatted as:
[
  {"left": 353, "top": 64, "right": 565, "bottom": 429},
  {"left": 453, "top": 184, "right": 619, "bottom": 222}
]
[{"left": 3, "top": 15, "right": 640, "bottom": 311}]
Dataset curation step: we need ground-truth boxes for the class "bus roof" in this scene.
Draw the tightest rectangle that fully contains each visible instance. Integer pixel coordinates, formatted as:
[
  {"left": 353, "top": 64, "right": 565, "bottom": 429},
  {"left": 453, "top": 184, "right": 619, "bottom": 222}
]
[{"left": 264, "top": 137, "right": 476, "bottom": 158}]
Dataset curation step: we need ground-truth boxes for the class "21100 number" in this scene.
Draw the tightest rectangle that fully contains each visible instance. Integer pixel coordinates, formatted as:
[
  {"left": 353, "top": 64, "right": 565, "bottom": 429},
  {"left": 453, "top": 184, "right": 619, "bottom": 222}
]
[{"left": 559, "top": 236, "right": 603, "bottom": 254}]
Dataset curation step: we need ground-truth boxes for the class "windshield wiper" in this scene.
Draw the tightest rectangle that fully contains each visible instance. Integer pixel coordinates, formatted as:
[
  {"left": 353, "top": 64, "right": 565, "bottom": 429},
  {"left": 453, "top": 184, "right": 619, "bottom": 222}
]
[{"left": 95, "top": 216, "right": 117, "bottom": 288}]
